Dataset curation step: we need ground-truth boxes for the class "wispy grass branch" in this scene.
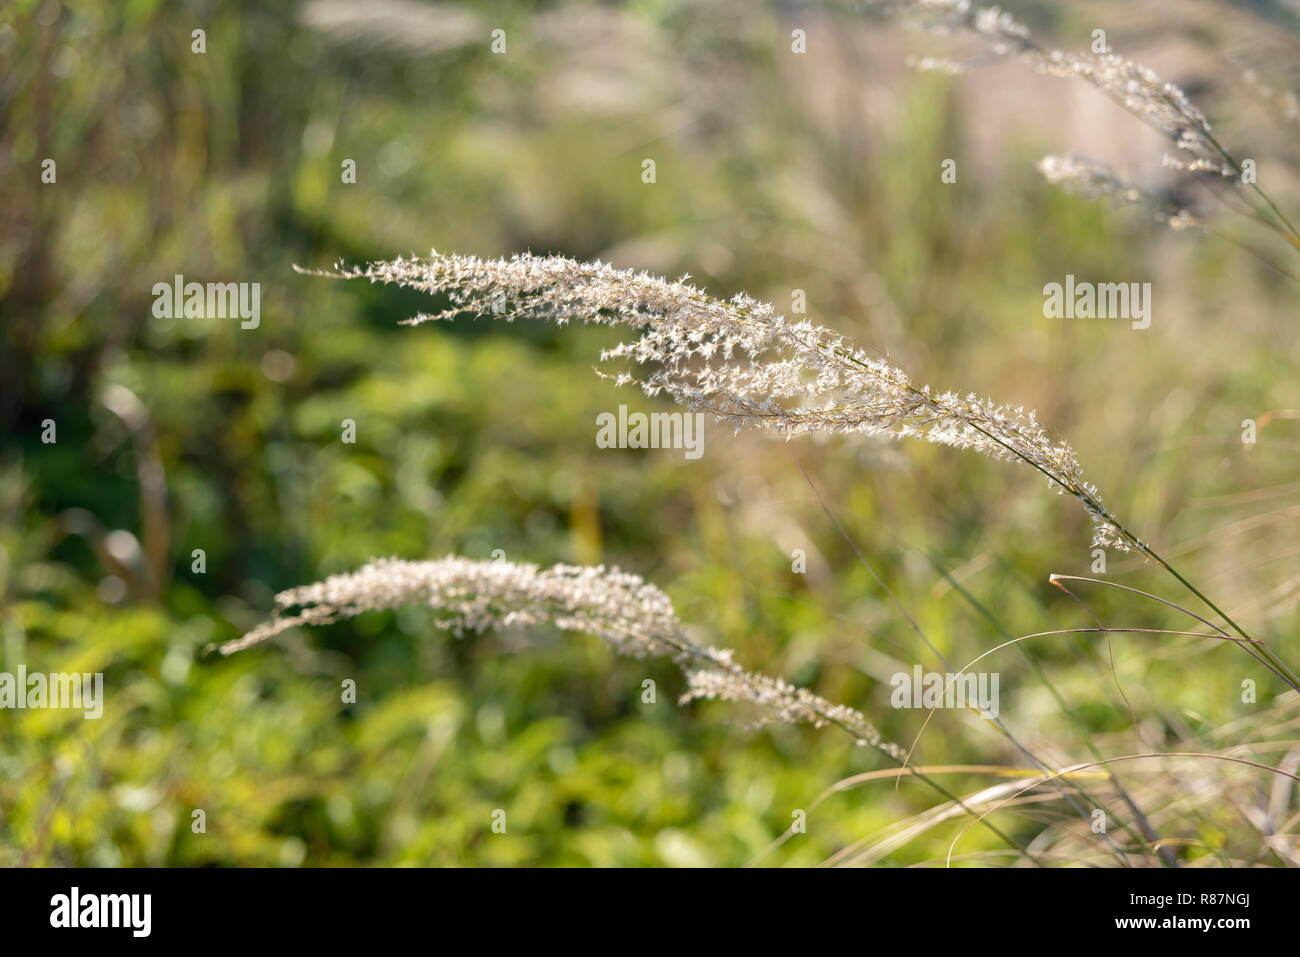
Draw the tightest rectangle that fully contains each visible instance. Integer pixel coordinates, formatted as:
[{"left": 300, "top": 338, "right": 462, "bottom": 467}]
[
  {"left": 297, "top": 252, "right": 1299, "bottom": 696},
  {"left": 218, "top": 554, "right": 1041, "bottom": 862}
]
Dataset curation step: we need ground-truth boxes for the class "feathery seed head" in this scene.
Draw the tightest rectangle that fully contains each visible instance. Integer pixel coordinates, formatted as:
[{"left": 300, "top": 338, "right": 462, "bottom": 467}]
[
  {"left": 219, "top": 555, "right": 904, "bottom": 760},
  {"left": 299, "top": 252, "right": 1129, "bottom": 549},
  {"left": 1037, "top": 154, "right": 1203, "bottom": 233}
]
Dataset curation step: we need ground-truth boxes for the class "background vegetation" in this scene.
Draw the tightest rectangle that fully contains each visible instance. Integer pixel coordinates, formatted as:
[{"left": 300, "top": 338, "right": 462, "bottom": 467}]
[{"left": 3, "top": 0, "right": 1299, "bottom": 866}]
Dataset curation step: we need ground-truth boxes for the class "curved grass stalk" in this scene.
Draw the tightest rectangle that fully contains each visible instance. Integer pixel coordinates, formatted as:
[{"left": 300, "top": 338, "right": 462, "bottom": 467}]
[
  {"left": 298, "top": 252, "right": 1299, "bottom": 697},
  {"left": 218, "top": 554, "right": 1039, "bottom": 863},
  {"left": 866, "top": 0, "right": 1300, "bottom": 249}
]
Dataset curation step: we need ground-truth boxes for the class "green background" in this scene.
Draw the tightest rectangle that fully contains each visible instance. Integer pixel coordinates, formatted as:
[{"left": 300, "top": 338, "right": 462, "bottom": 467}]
[{"left": 3, "top": 0, "right": 1299, "bottom": 866}]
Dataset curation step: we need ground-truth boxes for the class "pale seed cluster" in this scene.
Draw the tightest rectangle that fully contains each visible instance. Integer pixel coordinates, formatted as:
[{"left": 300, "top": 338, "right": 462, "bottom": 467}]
[
  {"left": 1030, "top": 51, "right": 1232, "bottom": 176},
  {"left": 219, "top": 555, "right": 904, "bottom": 760},
  {"left": 682, "top": 668, "right": 907, "bottom": 760},
  {"left": 885, "top": 1, "right": 1237, "bottom": 176},
  {"left": 1037, "top": 154, "right": 1203, "bottom": 232},
  {"left": 218, "top": 555, "right": 686, "bottom": 660},
  {"left": 303, "top": 252, "right": 1129, "bottom": 549}
]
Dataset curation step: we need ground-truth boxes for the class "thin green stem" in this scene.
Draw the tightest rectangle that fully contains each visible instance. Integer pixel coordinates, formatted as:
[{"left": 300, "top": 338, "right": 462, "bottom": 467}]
[{"left": 824, "top": 344, "right": 1300, "bottom": 694}]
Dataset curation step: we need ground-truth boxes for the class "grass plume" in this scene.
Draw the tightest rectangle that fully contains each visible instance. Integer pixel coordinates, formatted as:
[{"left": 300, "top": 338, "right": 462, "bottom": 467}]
[{"left": 299, "top": 251, "right": 1300, "bottom": 695}]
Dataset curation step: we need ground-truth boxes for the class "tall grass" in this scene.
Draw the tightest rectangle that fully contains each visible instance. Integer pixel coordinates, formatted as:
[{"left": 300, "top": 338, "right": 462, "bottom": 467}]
[
  {"left": 230, "top": 236, "right": 1299, "bottom": 865},
  {"left": 223, "top": 3, "right": 1300, "bottom": 866}
]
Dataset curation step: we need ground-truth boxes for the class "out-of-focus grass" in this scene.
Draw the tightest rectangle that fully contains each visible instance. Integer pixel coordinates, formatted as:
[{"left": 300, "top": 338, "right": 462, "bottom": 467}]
[{"left": 2, "top": 0, "right": 1298, "bottom": 866}]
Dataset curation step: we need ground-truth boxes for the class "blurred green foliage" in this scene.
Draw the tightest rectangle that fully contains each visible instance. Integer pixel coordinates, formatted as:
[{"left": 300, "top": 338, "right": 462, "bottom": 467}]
[{"left": 2, "top": 0, "right": 1299, "bottom": 866}]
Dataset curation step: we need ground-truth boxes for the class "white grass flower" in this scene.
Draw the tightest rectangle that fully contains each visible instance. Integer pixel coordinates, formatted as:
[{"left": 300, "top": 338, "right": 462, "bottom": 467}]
[
  {"left": 1030, "top": 51, "right": 1227, "bottom": 173},
  {"left": 218, "top": 555, "right": 689, "bottom": 660},
  {"left": 874, "top": 0, "right": 1300, "bottom": 255},
  {"left": 873, "top": 1, "right": 1231, "bottom": 171},
  {"left": 298, "top": 253, "right": 1131, "bottom": 550},
  {"left": 1037, "top": 154, "right": 1204, "bottom": 232},
  {"left": 1037, "top": 154, "right": 1142, "bottom": 203},
  {"left": 217, "top": 555, "right": 906, "bottom": 761},
  {"left": 1161, "top": 154, "right": 1235, "bottom": 177},
  {"left": 680, "top": 668, "right": 901, "bottom": 754}
]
